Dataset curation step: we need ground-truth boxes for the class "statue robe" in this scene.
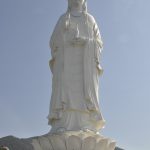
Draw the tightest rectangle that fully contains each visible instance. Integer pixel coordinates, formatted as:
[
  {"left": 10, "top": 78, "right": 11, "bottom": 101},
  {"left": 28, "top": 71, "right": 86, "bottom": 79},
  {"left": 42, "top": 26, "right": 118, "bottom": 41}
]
[{"left": 48, "top": 12, "right": 105, "bottom": 132}]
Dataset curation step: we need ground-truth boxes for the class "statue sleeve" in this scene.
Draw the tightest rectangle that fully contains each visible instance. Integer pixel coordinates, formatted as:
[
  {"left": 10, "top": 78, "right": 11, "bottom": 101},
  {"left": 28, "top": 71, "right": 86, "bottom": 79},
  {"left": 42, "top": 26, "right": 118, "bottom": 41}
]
[
  {"left": 49, "top": 15, "right": 64, "bottom": 72},
  {"left": 87, "top": 13, "right": 103, "bottom": 51},
  {"left": 90, "top": 16, "right": 103, "bottom": 75},
  {"left": 93, "top": 22, "right": 103, "bottom": 51},
  {"left": 50, "top": 18, "right": 61, "bottom": 59}
]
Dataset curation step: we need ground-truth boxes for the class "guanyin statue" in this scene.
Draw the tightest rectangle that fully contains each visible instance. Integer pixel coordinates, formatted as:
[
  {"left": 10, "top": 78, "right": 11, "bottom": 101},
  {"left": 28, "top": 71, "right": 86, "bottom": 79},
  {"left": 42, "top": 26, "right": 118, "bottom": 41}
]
[{"left": 47, "top": 0, "right": 105, "bottom": 133}]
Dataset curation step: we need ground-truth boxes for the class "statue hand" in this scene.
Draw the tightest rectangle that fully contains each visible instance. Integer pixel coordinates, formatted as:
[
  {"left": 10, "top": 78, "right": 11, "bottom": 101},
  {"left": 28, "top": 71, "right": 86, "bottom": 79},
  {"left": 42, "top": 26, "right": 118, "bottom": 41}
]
[{"left": 71, "top": 37, "right": 89, "bottom": 45}]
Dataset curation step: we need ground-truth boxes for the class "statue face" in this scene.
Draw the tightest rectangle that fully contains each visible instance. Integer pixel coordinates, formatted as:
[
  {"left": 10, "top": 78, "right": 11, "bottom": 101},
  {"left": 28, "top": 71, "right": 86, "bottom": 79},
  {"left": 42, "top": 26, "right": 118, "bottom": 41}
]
[{"left": 68, "top": 0, "right": 85, "bottom": 9}]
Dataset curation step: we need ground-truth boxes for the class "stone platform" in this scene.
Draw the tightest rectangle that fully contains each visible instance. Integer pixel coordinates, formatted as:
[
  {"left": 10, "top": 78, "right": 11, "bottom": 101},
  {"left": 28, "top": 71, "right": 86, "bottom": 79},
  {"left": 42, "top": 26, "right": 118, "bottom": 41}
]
[
  {"left": 0, "top": 133, "right": 124, "bottom": 150},
  {"left": 32, "top": 131, "right": 116, "bottom": 150}
]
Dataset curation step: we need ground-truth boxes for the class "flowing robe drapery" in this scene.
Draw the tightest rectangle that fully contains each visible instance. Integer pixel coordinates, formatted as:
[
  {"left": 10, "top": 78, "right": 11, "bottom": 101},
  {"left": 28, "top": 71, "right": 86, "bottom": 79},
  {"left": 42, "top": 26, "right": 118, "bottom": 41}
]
[{"left": 48, "top": 13, "right": 105, "bottom": 132}]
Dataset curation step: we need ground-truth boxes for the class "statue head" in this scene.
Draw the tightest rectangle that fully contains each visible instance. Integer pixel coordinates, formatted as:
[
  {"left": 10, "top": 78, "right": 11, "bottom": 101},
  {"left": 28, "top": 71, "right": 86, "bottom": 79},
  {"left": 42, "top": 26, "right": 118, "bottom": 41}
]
[{"left": 67, "top": 0, "right": 87, "bottom": 13}]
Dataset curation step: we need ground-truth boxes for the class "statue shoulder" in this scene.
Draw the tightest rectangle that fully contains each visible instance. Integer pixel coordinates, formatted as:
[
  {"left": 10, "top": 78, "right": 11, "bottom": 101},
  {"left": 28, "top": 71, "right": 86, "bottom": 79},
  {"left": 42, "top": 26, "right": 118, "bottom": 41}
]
[
  {"left": 52, "top": 13, "right": 67, "bottom": 32},
  {"left": 85, "top": 13, "right": 96, "bottom": 24},
  {"left": 58, "top": 13, "right": 67, "bottom": 21},
  {"left": 56, "top": 13, "right": 68, "bottom": 24}
]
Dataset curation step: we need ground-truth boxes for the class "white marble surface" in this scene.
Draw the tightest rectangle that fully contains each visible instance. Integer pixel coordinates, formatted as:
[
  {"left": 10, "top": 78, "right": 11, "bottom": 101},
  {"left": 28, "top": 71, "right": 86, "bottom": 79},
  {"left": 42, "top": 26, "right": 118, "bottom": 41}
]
[
  {"left": 47, "top": 0, "right": 105, "bottom": 133},
  {"left": 32, "top": 131, "right": 116, "bottom": 150}
]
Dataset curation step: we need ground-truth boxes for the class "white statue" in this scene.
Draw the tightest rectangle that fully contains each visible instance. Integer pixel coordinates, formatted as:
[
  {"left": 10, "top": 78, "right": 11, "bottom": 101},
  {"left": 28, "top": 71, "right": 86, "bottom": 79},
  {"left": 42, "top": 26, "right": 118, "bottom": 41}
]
[{"left": 47, "top": 0, "right": 105, "bottom": 133}]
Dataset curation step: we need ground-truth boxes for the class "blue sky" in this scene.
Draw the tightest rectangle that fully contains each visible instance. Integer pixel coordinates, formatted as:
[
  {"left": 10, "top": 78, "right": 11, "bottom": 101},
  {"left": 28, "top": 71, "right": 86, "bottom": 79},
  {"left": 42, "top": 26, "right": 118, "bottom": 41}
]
[{"left": 0, "top": 0, "right": 150, "bottom": 150}]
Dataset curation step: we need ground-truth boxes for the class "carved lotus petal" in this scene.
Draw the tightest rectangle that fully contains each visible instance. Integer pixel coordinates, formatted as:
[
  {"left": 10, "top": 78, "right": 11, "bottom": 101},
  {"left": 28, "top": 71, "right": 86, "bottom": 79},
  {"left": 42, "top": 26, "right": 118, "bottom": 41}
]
[
  {"left": 108, "top": 141, "right": 116, "bottom": 150},
  {"left": 67, "top": 135, "right": 81, "bottom": 150},
  {"left": 81, "top": 137, "right": 96, "bottom": 150},
  {"left": 49, "top": 135, "right": 66, "bottom": 150},
  {"left": 38, "top": 137, "right": 52, "bottom": 150},
  {"left": 32, "top": 139, "right": 43, "bottom": 150},
  {"left": 96, "top": 139, "right": 108, "bottom": 150},
  {"left": 31, "top": 132, "right": 116, "bottom": 150}
]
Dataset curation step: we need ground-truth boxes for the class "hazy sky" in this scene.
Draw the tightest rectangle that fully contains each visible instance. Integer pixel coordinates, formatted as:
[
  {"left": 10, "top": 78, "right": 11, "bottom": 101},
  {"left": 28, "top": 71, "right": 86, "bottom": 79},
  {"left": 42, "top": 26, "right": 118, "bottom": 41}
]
[{"left": 0, "top": 0, "right": 150, "bottom": 150}]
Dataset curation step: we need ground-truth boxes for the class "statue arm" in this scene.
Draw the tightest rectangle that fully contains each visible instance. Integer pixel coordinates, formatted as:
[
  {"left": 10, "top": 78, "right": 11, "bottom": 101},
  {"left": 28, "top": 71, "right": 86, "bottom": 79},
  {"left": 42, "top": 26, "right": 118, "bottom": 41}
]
[
  {"left": 49, "top": 20, "right": 60, "bottom": 60},
  {"left": 88, "top": 14, "right": 103, "bottom": 75},
  {"left": 49, "top": 15, "right": 64, "bottom": 73},
  {"left": 49, "top": 29, "right": 58, "bottom": 73},
  {"left": 86, "top": 13, "right": 103, "bottom": 50},
  {"left": 93, "top": 22, "right": 103, "bottom": 51}
]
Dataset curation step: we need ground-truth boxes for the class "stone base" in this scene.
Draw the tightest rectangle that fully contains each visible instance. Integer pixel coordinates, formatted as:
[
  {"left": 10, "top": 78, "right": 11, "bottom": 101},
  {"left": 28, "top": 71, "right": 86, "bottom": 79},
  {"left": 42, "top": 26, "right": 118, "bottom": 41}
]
[{"left": 32, "top": 131, "right": 116, "bottom": 150}]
